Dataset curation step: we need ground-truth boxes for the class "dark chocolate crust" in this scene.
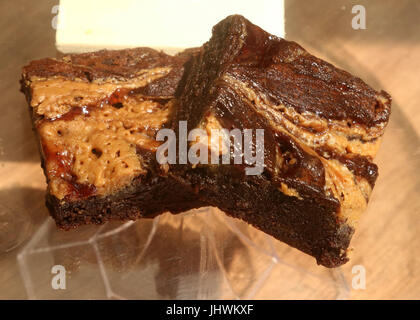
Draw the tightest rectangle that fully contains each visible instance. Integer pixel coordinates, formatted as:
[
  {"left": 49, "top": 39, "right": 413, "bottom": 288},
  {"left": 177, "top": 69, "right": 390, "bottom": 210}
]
[
  {"left": 175, "top": 166, "right": 352, "bottom": 267},
  {"left": 46, "top": 175, "right": 203, "bottom": 229},
  {"left": 24, "top": 48, "right": 177, "bottom": 81},
  {"left": 22, "top": 47, "right": 196, "bottom": 100}
]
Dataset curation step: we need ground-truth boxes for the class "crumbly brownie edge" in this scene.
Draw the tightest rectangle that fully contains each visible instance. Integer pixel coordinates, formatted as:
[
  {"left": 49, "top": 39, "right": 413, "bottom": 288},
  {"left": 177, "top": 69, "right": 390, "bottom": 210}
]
[{"left": 46, "top": 175, "right": 204, "bottom": 230}]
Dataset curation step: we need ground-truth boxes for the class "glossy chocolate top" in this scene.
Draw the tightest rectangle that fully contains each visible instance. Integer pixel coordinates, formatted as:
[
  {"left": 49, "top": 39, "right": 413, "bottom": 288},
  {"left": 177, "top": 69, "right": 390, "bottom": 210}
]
[{"left": 209, "top": 15, "right": 391, "bottom": 127}]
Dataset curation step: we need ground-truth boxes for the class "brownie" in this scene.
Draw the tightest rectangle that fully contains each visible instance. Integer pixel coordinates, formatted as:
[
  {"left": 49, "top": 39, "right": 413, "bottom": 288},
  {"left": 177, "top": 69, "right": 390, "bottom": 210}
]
[
  {"left": 20, "top": 16, "right": 391, "bottom": 267},
  {"left": 170, "top": 15, "right": 391, "bottom": 267},
  {"left": 21, "top": 47, "right": 204, "bottom": 228}
]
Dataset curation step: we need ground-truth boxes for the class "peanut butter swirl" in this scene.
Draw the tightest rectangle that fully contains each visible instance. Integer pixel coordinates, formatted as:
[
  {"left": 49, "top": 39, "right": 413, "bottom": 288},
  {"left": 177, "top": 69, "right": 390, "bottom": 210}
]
[{"left": 22, "top": 48, "right": 189, "bottom": 200}]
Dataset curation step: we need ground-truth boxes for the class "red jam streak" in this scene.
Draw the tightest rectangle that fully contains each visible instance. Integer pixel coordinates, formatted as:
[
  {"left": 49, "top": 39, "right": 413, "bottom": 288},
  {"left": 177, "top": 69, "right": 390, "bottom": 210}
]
[{"left": 41, "top": 132, "right": 97, "bottom": 200}]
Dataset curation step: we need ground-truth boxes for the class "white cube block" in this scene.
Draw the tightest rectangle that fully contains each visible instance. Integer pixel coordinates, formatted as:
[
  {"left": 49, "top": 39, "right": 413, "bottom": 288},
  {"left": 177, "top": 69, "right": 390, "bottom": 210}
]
[{"left": 55, "top": 0, "right": 285, "bottom": 54}]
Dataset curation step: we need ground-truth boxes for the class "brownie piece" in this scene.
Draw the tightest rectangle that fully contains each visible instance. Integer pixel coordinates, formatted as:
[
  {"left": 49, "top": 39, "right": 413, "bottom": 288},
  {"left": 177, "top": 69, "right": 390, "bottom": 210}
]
[
  {"left": 21, "top": 16, "right": 391, "bottom": 268},
  {"left": 170, "top": 15, "right": 391, "bottom": 267},
  {"left": 21, "top": 47, "right": 203, "bottom": 228}
]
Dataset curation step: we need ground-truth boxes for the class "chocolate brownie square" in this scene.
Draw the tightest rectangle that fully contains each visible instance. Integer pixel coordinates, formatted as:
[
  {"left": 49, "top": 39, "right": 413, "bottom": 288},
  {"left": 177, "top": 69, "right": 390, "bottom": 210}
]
[
  {"left": 21, "top": 48, "right": 203, "bottom": 228},
  {"left": 170, "top": 15, "right": 391, "bottom": 267}
]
